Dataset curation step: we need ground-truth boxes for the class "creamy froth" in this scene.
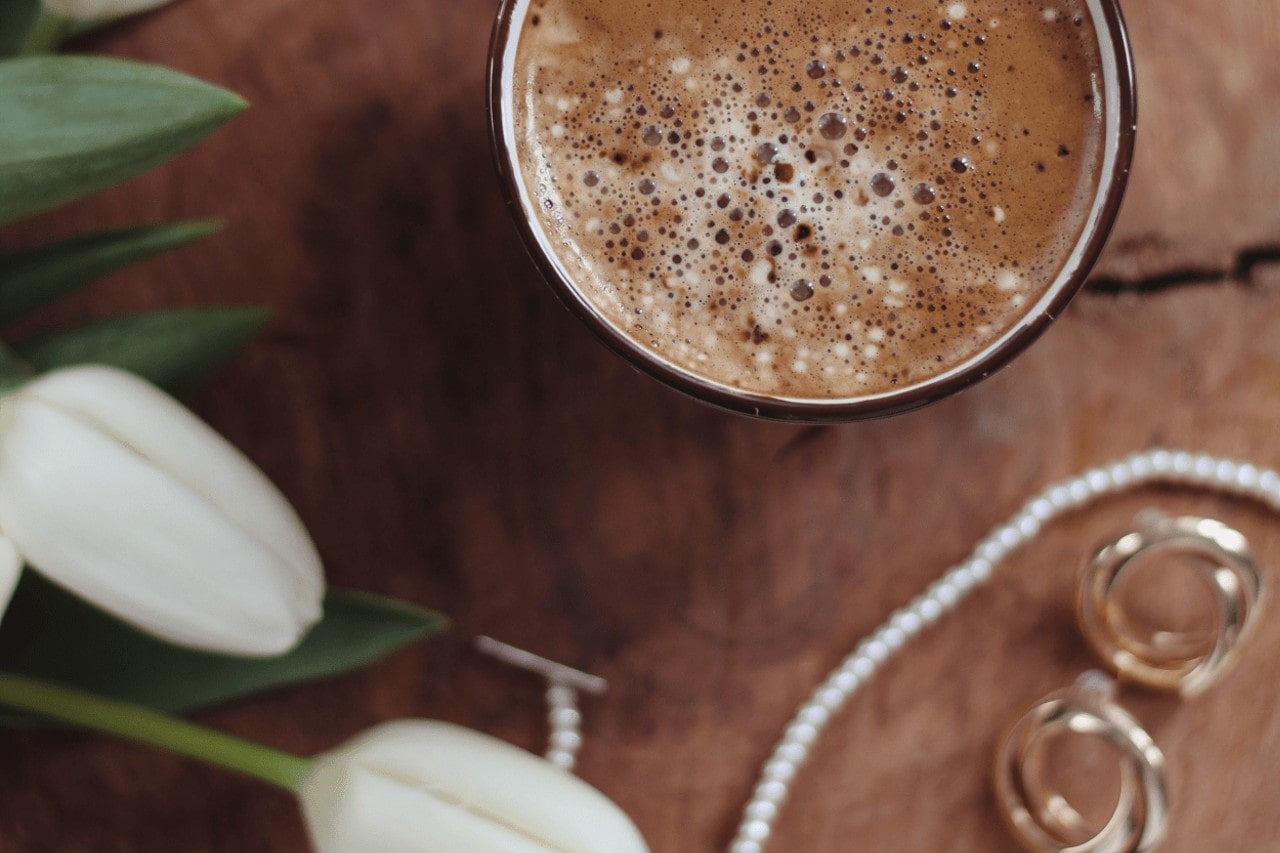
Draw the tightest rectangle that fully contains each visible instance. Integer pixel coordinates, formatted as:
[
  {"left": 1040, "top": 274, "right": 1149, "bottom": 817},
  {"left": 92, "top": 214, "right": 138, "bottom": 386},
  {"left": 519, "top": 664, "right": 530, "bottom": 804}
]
[{"left": 512, "top": 0, "right": 1105, "bottom": 400}]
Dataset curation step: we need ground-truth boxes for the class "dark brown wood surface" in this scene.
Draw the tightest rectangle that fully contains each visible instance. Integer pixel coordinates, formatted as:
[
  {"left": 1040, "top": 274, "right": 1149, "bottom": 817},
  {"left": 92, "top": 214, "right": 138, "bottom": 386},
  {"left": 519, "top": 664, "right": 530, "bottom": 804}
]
[{"left": 3, "top": 0, "right": 1280, "bottom": 850}]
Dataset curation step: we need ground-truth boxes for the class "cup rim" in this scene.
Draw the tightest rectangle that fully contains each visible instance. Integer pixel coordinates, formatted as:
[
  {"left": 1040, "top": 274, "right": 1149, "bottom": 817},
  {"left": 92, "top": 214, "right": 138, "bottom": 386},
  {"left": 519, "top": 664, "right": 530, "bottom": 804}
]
[{"left": 488, "top": 0, "right": 1137, "bottom": 423}]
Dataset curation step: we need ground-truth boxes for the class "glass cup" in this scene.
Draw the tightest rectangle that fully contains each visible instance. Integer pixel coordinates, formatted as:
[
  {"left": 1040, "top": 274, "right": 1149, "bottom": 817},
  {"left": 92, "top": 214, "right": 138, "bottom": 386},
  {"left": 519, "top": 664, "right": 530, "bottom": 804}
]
[{"left": 488, "top": 0, "right": 1136, "bottom": 422}]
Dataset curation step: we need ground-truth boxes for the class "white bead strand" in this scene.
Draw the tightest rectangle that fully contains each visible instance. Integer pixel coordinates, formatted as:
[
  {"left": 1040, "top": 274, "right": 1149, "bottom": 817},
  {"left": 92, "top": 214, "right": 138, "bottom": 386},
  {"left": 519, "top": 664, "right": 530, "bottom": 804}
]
[{"left": 546, "top": 682, "right": 586, "bottom": 770}]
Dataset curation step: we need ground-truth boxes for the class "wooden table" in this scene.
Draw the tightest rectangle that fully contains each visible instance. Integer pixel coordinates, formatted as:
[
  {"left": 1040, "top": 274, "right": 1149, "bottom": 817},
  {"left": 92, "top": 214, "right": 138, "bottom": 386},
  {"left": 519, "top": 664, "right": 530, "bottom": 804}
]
[{"left": 3, "top": 0, "right": 1279, "bottom": 850}]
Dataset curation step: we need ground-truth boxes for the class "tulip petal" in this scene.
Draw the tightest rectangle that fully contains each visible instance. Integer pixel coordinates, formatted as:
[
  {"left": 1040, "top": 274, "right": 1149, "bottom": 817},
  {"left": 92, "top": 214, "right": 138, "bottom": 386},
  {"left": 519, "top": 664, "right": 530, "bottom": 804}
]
[
  {"left": 0, "top": 395, "right": 314, "bottom": 655},
  {"left": 17, "top": 366, "right": 322, "bottom": 618},
  {"left": 0, "top": 534, "right": 22, "bottom": 622},
  {"left": 302, "top": 762, "right": 558, "bottom": 853},
  {"left": 299, "top": 721, "right": 650, "bottom": 853}
]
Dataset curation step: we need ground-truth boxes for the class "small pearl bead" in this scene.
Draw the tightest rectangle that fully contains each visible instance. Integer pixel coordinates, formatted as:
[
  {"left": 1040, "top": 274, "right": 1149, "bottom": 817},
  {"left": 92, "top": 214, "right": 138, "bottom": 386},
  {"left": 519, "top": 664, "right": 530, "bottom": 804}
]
[
  {"left": 1108, "top": 460, "right": 1135, "bottom": 488},
  {"left": 849, "top": 656, "right": 875, "bottom": 679},
  {"left": 1172, "top": 451, "right": 1194, "bottom": 475},
  {"left": 1193, "top": 454, "right": 1216, "bottom": 480},
  {"left": 777, "top": 741, "right": 808, "bottom": 764},
  {"left": 976, "top": 538, "right": 1007, "bottom": 564},
  {"left": 890, "top": 609, "right": 923, "bottom": 637},
  {"left": 1027, "top": 497, "right": 1055, "bottom": 521},
  {"left": 949, "top": 564, "right": 977, "bottom": 591},
  {"left": 550, "top": 729, "right": 582, "bottom": 750},
  {"left": 550, "top": 707, "right": 581, "bottom": 727},
  {"left": 1046, "top": 483, "right": 1073, "bottom": 509},
  {"left": 1015, "top": 513, "right": 1041, "bottom": 539},
  {"left": 815, "top": 686, "right": 845, "bottom": 710},
  {"left": 733, "top": 837, "right": 765, "bottom": 852},
  {"left": 546, "top": 684, "right": 575, "bottom": 706},
  {"left": 799, "top": 704, "right": 830, "bottom": 727},
  {"left": 755, "top": 780, "right": 788, "bottom": 804},
  {"left": 915, "top": 596, "right": 944, "bottom": 623},
  {"left": 1236, "top": 463, "right": 1259, "bottom": 490},
  {"left": 996, "top": 524, "right": 1024, "bottom": 550},
  {"left": 969, "top": 557, "right": 994, "bottom": 582},
  {"left": 763, "top": 760, "right": 796, "bottom": 783},
  {"left": 1068, "top": 478, "right": 1091, "bottom": 504},
  {"left": 931, "top": 579, "right": 960, "bottom": 607},
  {"left": 746, "top": 801, "right": 778, "bottom": 822},
  {"left": 547, "top": 750, "right": 575, "bottom": 770},
  {"left": 1084, "top": 469, "right": 1110, "bottom": 494},
  {"left": 863, "top": 638, "right": 892, "bottom": 663},
  {"left": 1128, "top": 453, "right": 1154, "bottom": 478},
  {"left": 831, "top": 669, "right": 859, "bottom": 693},
  {"left": 742, "top": 819, "right": 772, "bottom": 842},
  {"left": 1149, "top": 448, "right": 1174, "bottom": 472},
  {"left": 1259, "top": 471, "right": 1280, "bottom": 507},
  {"left": 785, "top": 721, "right": 819, "bottom": 746}
]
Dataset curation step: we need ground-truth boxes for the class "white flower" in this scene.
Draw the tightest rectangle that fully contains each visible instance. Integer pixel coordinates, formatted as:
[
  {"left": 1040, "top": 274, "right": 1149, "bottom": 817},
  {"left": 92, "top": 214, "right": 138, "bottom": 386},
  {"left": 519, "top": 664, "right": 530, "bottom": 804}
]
[
  {"left": 299, "top": 720, "right": 651, "bottom": 853},
  {"left": 0, "top": 365, "right": 323, "bottom": 656},
  {"left": 42, "top": 0, "right": 178, "bottom": 21}
]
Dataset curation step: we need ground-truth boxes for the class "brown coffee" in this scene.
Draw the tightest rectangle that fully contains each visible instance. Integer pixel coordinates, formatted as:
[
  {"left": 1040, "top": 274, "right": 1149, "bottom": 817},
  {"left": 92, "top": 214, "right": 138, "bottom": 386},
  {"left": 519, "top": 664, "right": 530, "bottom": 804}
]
[{"left": 510, "top": 0, "right": 1106, "bottom": 400}]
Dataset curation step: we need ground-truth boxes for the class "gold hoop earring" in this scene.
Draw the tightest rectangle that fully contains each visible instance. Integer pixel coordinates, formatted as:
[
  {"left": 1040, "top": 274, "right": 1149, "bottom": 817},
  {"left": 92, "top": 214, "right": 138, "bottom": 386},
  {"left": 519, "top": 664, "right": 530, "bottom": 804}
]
[
  {"left": 1077, "top": 511, "right": 1264, "bottom": 697},
  {"left": 993, "top": 672, "right": 1169, "bottom": 853}
]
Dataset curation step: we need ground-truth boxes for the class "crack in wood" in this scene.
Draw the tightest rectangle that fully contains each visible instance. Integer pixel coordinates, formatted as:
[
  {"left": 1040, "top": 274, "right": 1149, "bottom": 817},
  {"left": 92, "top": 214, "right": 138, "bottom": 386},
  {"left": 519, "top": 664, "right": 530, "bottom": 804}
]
[{"left": 1088, "top": 244, "right": 1280, "bottom": 294}]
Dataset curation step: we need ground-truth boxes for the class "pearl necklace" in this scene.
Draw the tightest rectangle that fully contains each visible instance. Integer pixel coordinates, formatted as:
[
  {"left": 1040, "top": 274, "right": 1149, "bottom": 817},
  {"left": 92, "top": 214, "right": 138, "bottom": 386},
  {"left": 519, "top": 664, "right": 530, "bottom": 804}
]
[{"left": 729, "top": 448, "right": 1280, "bottom": 852}]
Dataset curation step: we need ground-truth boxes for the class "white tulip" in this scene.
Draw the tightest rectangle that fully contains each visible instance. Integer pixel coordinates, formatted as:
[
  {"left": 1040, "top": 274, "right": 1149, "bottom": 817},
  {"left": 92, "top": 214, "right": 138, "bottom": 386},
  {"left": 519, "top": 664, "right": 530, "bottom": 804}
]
[
  {"left": 299, "top": 720, "right": 651, "bottom": 853},
  {"left": 42, "top": 0, "right": 178, "bottom": 21},
  {"left": 0, "top": 365, "right": 323, "bottom": 656}
]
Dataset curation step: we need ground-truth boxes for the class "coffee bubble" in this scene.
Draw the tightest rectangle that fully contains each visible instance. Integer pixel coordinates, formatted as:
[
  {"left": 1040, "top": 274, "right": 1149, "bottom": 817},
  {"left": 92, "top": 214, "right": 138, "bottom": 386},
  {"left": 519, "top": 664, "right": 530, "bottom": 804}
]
[
  {"left": 791, "top": 279, "right": 816, "bottom": 301},
  {"left": 870, "top": 173, "right": 896, "bottom": 197},
  {"left": 818, "top": 112, "right": 848, "bottom": 140},
  {"left": 756, "top": 143, "right": 780, "bottom": 163},
  {"left": 912, "top": 183, "right": 937, "bottom": 204}
]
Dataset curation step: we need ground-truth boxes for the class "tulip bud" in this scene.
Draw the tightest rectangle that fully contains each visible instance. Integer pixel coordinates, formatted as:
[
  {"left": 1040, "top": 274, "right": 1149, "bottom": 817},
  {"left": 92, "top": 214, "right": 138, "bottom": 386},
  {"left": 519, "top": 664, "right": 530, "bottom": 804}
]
[
  {"left": 42, "top": 0, "right": 178, "bottom": 21},
  {"left": 299, "top": 720, "right": 650, "bottom": 853},
  {"left": 0, "top": 366, "right": 323, "bottom": 656}
]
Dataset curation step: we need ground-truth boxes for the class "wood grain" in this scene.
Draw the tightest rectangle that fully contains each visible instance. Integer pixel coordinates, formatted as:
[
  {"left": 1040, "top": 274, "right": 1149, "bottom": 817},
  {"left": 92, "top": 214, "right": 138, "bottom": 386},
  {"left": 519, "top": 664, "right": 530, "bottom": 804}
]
[{"left": 2, "top": 0, "right": 1279, "bottom": 851}]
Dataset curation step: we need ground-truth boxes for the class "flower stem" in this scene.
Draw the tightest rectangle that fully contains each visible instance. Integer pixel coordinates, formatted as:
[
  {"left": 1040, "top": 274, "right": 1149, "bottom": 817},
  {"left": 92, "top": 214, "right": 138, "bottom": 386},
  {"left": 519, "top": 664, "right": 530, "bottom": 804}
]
[
  {"left": 0, "top": 671, "right": 311, "bottom": 791},
  {"left": 17, "top": 8, "right": 72, "bottom": 55}
]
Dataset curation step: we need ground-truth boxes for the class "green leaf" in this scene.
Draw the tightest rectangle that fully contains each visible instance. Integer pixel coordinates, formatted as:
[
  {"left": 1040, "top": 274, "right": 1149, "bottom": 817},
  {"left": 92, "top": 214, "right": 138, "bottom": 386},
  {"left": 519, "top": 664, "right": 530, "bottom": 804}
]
[
  {"left": 0, "top": 220, "right": 219, "bottom": 326},
  {"left": 0, "top": 0, "right": 41, "bottom": 56},
  {"left": 0, "top": 572, "right": 448, "bottom": 714},
  {"left": 0, "top": 56, "right": 247, "bottom": 225},
  {"left": 13, "top": 306, "right": 270, "bottom": 393}
]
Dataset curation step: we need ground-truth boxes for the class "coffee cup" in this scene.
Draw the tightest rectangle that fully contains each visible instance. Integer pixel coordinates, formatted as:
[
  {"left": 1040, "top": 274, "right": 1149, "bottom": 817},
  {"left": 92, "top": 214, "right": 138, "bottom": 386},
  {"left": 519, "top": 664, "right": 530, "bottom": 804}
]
[{"left": 489, "top": 0, "right": 1136, "bottom": 421}]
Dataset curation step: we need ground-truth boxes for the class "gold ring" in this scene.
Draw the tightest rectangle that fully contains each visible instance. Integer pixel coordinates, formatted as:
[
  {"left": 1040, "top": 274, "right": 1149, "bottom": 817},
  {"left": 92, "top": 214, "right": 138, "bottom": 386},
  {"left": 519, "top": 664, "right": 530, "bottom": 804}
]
[
  {"left": 993, "top": 672, "right": 1169, "bottom": 853},
  {"left": 1077, "top": 511, "right": 1264, "bottom": 697}
]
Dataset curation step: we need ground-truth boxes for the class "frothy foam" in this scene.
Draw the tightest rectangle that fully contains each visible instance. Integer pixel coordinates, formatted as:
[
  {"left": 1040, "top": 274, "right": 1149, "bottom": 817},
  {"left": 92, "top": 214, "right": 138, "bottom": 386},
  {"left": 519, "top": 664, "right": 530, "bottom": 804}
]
[{"left": 513, "top": 0, "right": 1105, "bottom": 399}]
